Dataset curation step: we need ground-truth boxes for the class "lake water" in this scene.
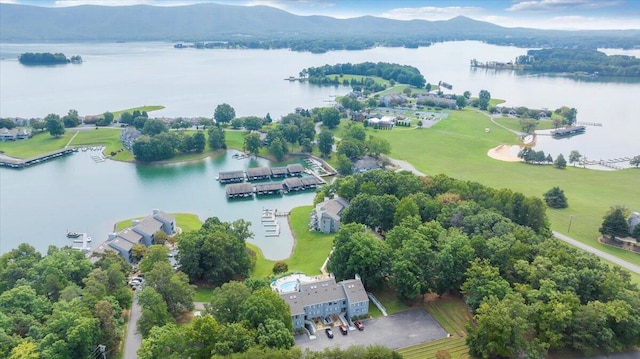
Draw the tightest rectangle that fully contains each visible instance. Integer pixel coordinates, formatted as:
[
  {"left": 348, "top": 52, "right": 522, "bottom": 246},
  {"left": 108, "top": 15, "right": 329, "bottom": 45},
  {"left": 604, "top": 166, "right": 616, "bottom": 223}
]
[
  {"left": 0, "top": 148, "right": 316, "bottom": 258},
  {"left": 1, "top": 41, "right": 639, "bottom": 255}
]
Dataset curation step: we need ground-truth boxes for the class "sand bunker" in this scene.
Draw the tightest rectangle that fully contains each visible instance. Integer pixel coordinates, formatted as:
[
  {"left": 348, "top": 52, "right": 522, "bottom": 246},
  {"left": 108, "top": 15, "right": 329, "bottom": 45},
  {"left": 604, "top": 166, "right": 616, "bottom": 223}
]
[{"left": 487, "top": 145, "right": 522, "bottom": 162}]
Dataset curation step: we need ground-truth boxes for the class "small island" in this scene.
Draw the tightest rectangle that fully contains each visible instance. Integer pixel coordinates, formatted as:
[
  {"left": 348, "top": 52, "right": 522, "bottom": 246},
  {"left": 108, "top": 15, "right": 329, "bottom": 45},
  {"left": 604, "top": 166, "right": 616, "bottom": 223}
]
[
  {"left": 18, "top": 52, "right": 83, "bottom": 65},
  {"left": 471, "top": 48, "right": 640, "bottom": 77}
]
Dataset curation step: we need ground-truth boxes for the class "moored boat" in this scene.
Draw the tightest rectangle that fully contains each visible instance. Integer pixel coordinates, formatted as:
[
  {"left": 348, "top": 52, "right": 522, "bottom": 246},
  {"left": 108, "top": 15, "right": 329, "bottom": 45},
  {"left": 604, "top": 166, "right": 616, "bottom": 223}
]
[{"left": 66, "top": 231, "right": 81, "bottom": 238}]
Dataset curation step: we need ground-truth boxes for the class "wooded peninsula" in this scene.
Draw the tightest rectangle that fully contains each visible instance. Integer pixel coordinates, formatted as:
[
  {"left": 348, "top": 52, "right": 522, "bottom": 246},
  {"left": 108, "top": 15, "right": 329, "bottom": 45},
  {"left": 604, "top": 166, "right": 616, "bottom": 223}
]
[{"left": 471, "top": 48, "right": 640, "bottom": 77}]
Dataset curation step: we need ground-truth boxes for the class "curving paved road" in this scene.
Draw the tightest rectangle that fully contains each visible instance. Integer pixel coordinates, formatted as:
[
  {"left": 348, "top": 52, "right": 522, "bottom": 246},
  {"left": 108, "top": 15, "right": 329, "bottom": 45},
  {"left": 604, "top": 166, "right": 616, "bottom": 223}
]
[
  {"left": 553, "top": 231, "right": 640, "bottom": 275},
  {"left": 123, "top": 292, "right": 142, "bottom": 359}
]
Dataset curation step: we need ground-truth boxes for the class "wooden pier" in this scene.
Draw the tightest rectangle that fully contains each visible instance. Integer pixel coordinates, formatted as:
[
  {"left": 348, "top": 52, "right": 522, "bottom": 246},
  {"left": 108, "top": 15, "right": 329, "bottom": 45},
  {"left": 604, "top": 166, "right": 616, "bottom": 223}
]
[{"left": 0, "top": 148, "right": 77, "bottom": 168}]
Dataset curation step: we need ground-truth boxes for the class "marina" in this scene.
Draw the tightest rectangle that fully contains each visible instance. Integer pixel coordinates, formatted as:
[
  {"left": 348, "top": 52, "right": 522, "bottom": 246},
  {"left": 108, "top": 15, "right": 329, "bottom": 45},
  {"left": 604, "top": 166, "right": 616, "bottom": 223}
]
[{"left": 551, "top": 125, "right": 586, "bottom": 138}]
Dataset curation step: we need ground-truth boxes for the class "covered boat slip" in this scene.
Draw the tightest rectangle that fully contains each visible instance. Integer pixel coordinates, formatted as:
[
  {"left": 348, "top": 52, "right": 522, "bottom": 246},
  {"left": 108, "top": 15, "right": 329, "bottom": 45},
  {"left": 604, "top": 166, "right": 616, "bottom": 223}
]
[
  {"left": 218, "top": 170, "right": 245, "bottom": 183},
  {"left": 225, "top": 183, "right": 255, "bottom": 198},
  {"left": 255, "top": 182, "right": 284, "bottom": 196},
  {"left": 270, "top": 166, "right": 289, "bottom": 178},
  {"left": 246, "top": 166, "right": 272, "bottom": 181}
]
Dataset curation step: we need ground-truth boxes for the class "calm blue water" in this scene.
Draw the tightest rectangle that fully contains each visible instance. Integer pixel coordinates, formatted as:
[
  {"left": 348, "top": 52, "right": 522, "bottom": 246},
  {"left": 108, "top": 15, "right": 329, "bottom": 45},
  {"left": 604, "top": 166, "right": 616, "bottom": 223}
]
[{"left": 0, "top": 148, "right": 316, "bottom": 260}]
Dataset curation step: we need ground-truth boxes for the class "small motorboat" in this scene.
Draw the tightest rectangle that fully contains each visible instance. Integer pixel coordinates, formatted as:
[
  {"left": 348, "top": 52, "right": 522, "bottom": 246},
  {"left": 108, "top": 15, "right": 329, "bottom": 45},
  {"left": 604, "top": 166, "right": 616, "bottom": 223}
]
[{"left": 66, "top": 231, "right": 81, "bottom": 238}]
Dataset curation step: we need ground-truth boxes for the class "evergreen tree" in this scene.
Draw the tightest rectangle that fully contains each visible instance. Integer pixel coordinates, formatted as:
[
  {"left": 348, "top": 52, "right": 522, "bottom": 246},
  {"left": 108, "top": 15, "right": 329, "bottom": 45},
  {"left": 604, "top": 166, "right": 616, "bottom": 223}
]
[
  {"left": 554, "top": 154, "right": 567, "bottom": 169},
  {"left": 544, "top": 187, "right": 568, "bottom": 208},
  {"left": 599, "top": 206, "right": 630, "bottom": 239}
]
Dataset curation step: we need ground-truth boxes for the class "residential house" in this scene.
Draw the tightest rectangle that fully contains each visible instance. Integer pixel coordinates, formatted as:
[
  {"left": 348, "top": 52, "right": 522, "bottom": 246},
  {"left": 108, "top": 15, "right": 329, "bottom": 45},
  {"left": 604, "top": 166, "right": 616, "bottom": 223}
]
[
  {"left": 120, "top": 127, "right": 142, "bottom": 150},
  {"left": 380, "top": 94, "right": 407, "bottom": 107},
  {"left": 629, "top": 212, "right": 640, "bottom": 233},
  {"left": 310, "top": 197, "right": 349, "bottom": 233},
  {"left": 353, "top": 156, "right": 382, "bottom": 173},
  {"left": 416, "top": 94, "right": 457, "bottom": 109},
  {"left": 92, "top": 210, "right": 176, "bottom": 263},
  {"left": 279, "top": 275, "right": 369, "bottom": 330}
]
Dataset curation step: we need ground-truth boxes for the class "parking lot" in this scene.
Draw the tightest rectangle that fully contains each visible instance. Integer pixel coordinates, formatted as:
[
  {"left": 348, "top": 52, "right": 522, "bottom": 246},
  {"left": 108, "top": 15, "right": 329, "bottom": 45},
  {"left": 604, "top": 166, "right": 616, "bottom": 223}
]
[{"left": 295, "top": 308, "right": 448, "bottom": 352}]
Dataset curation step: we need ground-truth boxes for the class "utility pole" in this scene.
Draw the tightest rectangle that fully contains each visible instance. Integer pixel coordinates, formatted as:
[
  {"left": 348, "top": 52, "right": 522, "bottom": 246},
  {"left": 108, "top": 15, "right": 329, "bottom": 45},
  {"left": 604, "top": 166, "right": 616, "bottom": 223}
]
[
  {"left": 98, "top": 345, "right": 106, "bottom": 359},
  {"left": 568, "top": 215, "right": 573, "bottom": 233}
]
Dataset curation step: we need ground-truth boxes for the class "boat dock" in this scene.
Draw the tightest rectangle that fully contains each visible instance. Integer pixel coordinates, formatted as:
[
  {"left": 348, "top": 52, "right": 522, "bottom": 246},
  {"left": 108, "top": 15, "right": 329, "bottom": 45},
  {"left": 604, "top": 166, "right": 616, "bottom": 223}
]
[
  {"left": 71, "top": 233, "right": 91, "bottom": 253},
  {"left": 0, "top": 148, "right": 77, "bottom": 168},
  {"left": 551, "top": 125, "right": 586, "bottom": 138},
  {"left": 217, "top": 164, "right": 306, "bottom": 183},
  {"left": 262, "top": 209, "right": 281, "bottom": 237},
  {"left": 225, "top": 174, "right": 325, "bottom": 199}
]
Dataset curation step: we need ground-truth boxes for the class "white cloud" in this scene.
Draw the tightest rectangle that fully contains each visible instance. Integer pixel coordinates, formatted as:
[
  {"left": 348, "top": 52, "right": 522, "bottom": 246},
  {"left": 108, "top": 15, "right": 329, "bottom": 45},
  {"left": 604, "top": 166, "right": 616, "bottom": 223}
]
[
  {"left": 53, "top": 0, "right": 211, "bottom": 6},
  {"left": 380, "top": 6, "right": 484, "bottom": 21},
  {"left": 0, "top": 0, "right": 20, "bottom": 4},
  {"left": 507, "top": 0, "right": 621, "bottom": 12}
]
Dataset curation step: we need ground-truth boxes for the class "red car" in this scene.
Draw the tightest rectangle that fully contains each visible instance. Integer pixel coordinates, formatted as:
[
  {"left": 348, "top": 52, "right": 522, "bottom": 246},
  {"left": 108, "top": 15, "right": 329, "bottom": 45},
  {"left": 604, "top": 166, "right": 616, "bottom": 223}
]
[
  {"left": 338, "top": 324, "right": 348, "bottom": 335},
  {"left": 354, "top": 320, "right": 364, "bottom": 331}
]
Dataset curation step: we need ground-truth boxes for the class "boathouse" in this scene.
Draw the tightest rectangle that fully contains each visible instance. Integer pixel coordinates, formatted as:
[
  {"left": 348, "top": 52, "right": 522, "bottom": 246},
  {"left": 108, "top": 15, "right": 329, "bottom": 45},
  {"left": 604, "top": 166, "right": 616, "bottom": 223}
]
[
  {"left": 270, "top": 166, "right": 289, "bottom": 178},
  {"left": 552, "top": 126, "right": 586, "bottom": 138},
  {"left": 226, "top": 183, "right": 255, "bottom": 198},
  {"left": 218, "top": 170, "right": 245, "bottom": 183},
  {"left": 301, "top": 176, "right": 324, "bottom": 189},
  {"left": 283, "top": 178, "right": 304, "bottom": 192},
  {"left": 287, "top": 164, "right": 304, "bottom": 176},
  {"left": 246, "top": 167, "right": 272, "bottom": 181},
  {"left": 255, "top": 183, "right": 283, "bottom": 196}
]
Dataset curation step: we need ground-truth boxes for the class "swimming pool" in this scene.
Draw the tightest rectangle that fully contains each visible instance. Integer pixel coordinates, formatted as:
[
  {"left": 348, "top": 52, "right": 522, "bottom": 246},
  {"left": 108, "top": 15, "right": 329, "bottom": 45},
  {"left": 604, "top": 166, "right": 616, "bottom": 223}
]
[
  {"left": 271, "top": 273, "right": 319, "bottom": 293},
  {"left": 279, "top": 281, "right": 298, "bottom": 293}
]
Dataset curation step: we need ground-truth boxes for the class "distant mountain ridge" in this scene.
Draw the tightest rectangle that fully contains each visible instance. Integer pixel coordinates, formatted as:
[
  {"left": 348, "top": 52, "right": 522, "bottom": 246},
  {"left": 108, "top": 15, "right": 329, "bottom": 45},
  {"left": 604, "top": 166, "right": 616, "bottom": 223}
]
[{"left": 1, "top": 3, "right": 639, "bottom": 49}]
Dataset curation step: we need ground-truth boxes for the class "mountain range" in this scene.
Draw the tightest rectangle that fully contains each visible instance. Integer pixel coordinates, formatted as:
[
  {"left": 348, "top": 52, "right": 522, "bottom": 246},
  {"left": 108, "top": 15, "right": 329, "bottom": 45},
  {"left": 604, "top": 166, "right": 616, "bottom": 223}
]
[{"left": 1, "top": 3, "right": 639, "bottom": 49}]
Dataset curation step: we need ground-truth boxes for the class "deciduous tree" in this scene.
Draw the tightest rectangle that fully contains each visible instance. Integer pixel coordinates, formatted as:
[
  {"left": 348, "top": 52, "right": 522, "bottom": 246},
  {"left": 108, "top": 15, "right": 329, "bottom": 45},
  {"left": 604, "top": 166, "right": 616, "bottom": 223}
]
[
  {"left": 214, "top": 103, "right": 236, "bottom": 124},
  {"left": 318, "top": 130, "right": 334, "bottom": 157},
  {"left": 44, "top": 113, "right": 65, "bottom": 137}
]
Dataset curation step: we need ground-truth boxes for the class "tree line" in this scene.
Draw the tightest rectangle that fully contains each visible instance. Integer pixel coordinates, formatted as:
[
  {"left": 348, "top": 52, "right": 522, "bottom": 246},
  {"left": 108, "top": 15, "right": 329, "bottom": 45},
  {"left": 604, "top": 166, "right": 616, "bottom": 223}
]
[
  {"left": 304, "top": 62, "right": 426, "bottom": 88},
  {"left": 515, "top": 48, "right": 640, "bottom": 77},
  {"left": 316, "top": 170, "right": 640, "bottom": 357},
  {"left": 18, "top": 52, "right": 82, "bottom": 65}
]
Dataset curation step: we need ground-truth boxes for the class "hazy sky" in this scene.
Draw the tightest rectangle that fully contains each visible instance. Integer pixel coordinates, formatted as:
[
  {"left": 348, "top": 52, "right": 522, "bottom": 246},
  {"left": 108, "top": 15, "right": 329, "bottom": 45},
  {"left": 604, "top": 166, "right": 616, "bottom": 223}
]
[{"left": 2, "top": 0, "right": 639, "bottom": 30}]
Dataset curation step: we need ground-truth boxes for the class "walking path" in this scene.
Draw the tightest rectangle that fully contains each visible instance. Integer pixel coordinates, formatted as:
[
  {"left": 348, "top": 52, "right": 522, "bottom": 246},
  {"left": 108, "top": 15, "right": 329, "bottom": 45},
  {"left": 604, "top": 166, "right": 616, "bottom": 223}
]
[
  {"left": 553, "top": 231, "right": 640, "bottom": 275},
  {"left": 64, "top": 130, "right": 80, "bottom": 148}
]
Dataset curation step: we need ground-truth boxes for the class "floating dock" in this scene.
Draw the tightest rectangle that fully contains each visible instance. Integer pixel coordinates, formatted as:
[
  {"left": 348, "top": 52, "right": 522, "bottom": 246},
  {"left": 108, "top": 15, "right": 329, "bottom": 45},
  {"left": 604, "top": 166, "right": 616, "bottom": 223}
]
[{"left": 0, "top": 148, "right": 77, "bottom": 168}]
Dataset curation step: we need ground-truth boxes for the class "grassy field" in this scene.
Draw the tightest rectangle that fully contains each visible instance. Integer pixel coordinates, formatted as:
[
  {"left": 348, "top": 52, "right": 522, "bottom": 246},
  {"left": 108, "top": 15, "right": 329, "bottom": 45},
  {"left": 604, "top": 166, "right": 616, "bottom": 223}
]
[
  {"left": 494, "top": 116, "right": 556, "bottom": 132},
  {"left": 250, "top": 206, "right": 335, "bottom": 278},
  {"left": 336, "top": 109, "right": 640, "bottom": 276},
  {"left": 0, "top": 131, "right": 70, "bottom": 157},
  {"left": 326, "top": 74, "right": 390, "bottom": 86},
  {"left": 110, "top": 105, "right": 164, "bottom": 119},
  {"left": 398, "top": 296, "right": 472, "bottom": 359}
]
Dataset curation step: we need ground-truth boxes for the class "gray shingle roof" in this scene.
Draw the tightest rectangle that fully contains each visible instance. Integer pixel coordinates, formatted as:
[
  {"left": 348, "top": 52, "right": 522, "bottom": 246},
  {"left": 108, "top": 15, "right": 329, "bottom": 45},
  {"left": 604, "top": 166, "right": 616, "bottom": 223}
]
[
  {"left": 153, "top": 211, "right": 174, "bottom": 224},
  {"left": 108, "top": 237, "right": 135, "bottom": 252},
  {"left": 341, "top": 279, "right": 369, "bottom": 303},
  {"left": 133, "top": 217, "right": 163, "bottom": 236},
  {"left": 118, "top": 228, "right": 143, "bottom": 244}
]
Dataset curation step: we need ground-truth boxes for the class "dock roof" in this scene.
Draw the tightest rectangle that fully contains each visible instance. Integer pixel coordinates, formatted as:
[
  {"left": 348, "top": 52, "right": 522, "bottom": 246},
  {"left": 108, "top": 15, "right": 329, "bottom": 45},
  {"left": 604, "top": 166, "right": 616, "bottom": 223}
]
[
  {"left": 287, "top": 163, "right": 304, "bottom": 174},
  {"left": 284, "top": 177, "right": 304, "bottom": 189},
  {"left": 270, "top": 166, "right": 289, "bottom": 176},
  {"left": 255, "top": 183, "right": 283, "bottom": 191},
  {"left": 218, "top": 170, "right": 245, "bottom": 180},
  {"left": 246, "top": 167, "right": 272, "bottom": 177},
  {"left": 225, "top": 183, "right": 255, "bottom": 195},
  {"left": 301, "top": 176, "right": 324, "bottom": 186}
]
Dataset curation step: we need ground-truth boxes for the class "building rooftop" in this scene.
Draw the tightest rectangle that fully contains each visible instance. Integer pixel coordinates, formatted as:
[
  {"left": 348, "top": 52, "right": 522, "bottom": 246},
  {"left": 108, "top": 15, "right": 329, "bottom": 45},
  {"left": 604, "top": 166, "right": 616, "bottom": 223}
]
[
  {"left": 246, "top": 167, "right": 272, "bottom": 177},
  {"left": 133, "top": 217, "right": 164, "bottom": 236}
]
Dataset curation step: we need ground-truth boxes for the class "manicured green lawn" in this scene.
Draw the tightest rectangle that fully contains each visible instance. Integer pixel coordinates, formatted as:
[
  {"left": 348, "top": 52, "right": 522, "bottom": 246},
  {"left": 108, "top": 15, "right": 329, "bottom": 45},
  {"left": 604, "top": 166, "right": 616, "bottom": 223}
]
[
  {"left": 250, "top": 206, "right": 335, "bottom": 278},
  {"left": 494, "top": 116, "right": 556, "bottom": 132},
  {"left": 326, "top": 74, "right": 390, "bottom": 86},
  {"left": 345, "top": 108, "right": 640, "bottom": 273},
  {"left": 0, "top": 131, "right": 69, "bottom": 158},
  {"left": 111, "top": 105, "right": 164, "bottom": 119}
]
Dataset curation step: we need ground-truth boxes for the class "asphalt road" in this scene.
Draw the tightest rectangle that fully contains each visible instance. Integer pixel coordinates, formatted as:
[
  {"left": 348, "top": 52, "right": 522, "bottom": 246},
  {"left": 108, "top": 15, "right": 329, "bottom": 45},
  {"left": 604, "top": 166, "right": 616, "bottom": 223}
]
[
  {"left": 123, "top": 291, "right": 142, "bottom": 359},
  {"left": 553, "top": 231, "right": 640, "bottom": 275}
]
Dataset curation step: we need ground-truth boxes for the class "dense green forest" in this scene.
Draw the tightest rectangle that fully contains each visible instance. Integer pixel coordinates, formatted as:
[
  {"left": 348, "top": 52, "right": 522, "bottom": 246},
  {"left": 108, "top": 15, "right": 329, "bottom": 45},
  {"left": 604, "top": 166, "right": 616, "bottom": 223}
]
[
  {"left": 18, "top": 52, "right": 81, "bottom": 65},
  {"left": 304, "top": 62, "right": 426, "bottom": 88},
  {"left": 0, "top": 247, "right": 132, "bottom": 358},
  {"left": 319, "top": 170, "right": 640, "bottom": 357},
  {"left": 515, "top": 48, "right": 640, "bottom": 77}
]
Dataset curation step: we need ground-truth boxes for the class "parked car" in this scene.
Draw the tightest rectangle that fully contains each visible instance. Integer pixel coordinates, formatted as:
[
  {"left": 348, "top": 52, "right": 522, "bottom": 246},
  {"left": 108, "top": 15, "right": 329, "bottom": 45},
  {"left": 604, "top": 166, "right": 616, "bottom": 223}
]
[
  {"left": 325, "top": 328, "right": 334, "bottom": 339},
  {"left": 338, "top": 324, "right": 348, "bottom": 335},
  {"left": 354, "top": 320, "right": 364, "bottom": 331}
]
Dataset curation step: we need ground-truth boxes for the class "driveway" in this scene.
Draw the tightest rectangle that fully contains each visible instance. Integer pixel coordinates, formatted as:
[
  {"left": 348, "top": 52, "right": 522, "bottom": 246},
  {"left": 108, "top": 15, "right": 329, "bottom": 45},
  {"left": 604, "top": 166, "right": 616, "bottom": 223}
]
[
  {"left": 123, "top": 291, "right": 142, "bottom": 359},
  {"left": 553, "top": 231, "right": 640, "bottom": 275},
  {"left": 295, "top": 309, "right": 447, "bottom": 352}
]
